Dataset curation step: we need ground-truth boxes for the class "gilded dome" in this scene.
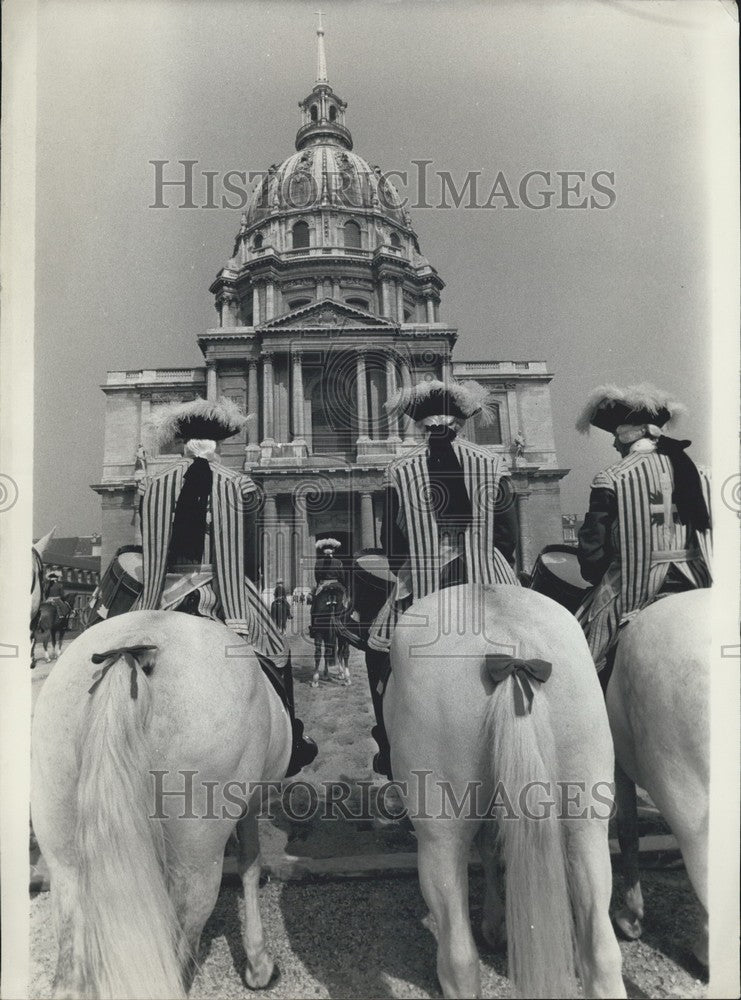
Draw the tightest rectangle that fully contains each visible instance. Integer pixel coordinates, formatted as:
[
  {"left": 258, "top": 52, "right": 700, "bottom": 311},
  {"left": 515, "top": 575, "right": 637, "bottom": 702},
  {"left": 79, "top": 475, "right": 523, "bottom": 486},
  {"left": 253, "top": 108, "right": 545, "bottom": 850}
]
[{"left": 244, "top": 142, "right": 409, "bottom": 230}]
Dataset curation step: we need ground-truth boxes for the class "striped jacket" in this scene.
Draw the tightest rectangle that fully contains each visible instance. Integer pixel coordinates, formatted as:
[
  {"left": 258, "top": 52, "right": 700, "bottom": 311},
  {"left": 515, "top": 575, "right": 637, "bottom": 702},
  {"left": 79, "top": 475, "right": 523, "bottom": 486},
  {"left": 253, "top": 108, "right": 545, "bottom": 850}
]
[
  {"left": 137, "top": 458, "right": 284, "bottom": 658},
  {"left": 576, "top": 446, "right": 712, "bottom": 669},
  {"left": 368, "top": 439, "right": 519, "bottom": 652}
]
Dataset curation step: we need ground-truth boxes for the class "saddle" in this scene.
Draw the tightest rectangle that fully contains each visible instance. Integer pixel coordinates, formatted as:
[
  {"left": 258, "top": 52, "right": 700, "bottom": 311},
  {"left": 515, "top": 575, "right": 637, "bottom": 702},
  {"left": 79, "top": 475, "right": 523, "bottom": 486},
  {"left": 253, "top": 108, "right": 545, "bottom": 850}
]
[{"left": 48, "top": 597, "right": 72, "bottom": 618}]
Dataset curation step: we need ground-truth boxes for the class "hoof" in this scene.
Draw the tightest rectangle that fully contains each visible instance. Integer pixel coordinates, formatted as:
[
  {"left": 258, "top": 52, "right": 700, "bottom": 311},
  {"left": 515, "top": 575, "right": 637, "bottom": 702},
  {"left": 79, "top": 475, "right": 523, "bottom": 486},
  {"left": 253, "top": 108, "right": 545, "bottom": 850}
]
[
  {"left": 614, "top": 908, "right": 643, "bottom": 940},
  {"left": 310, "top": 679, "right": 319, "bottom": 689},
  {"left": 245, "top": 961, "right": 280, "bottom": 990}
]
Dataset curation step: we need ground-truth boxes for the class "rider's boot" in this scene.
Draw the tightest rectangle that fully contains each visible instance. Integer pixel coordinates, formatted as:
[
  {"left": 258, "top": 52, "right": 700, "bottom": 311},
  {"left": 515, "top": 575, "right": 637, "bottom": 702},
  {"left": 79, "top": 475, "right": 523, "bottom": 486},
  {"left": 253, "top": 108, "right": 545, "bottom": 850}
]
[
  {"left": 365, "top": 648, "right": 392, "bottom": 779},
  {"left": 283, "top": 652, "right": 319, "bottom": 777}
]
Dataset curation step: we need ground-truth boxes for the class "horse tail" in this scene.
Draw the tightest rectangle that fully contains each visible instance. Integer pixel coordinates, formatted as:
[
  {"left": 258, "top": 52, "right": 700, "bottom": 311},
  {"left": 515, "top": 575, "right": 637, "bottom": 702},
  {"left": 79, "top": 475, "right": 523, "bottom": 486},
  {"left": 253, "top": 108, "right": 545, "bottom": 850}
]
[
  {"left": 484, "top": 667, "right": 577, "bottom": 999},
  {"left": 66, "top": 646, "right": 188, "bottom": 999}
]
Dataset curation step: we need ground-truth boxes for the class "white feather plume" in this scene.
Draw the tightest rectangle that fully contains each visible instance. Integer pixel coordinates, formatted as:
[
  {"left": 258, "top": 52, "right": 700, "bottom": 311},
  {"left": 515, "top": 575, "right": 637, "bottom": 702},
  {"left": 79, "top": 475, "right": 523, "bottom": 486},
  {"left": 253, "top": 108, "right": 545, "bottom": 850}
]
[
  {"left": 575, "top": 383, "right": 687, "bottom": 434},
  {"left": 315, "top": 538, "right": 341, "bottom": 550},
  {"left": 151, "top": 396, "right": 253, "bottom": 448},
  {"left": 385, "top": 379, "right": 497, "bottom": 424}
]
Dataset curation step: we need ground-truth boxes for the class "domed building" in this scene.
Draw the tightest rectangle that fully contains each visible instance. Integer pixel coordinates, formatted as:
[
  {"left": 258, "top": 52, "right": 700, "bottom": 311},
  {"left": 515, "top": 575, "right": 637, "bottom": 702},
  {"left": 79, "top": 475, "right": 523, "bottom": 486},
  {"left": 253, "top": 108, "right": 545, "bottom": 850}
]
[{"left": 94, "top": 22, "right": 567, "bottom": 587}]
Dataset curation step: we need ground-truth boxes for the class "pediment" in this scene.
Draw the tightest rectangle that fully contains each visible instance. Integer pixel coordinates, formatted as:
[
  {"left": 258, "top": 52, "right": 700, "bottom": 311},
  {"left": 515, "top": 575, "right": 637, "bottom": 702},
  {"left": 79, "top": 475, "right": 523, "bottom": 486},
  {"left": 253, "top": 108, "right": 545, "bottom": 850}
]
[{"left": 260, "top": 299, "right": 398, "bottom": 331}]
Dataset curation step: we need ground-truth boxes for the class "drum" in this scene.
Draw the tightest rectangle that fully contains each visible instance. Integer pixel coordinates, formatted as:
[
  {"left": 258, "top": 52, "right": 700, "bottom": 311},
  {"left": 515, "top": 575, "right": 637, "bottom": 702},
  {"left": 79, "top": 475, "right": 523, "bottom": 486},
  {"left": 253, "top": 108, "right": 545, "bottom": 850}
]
[
  {"left": 528, "top": 544, "right": 592, "bottom": 614},
  {"left": 85, "top": 545, "right": 143, "bottom": 628},
  {"left": 350, "top": 548, "right": 396, "bottom": 627}
]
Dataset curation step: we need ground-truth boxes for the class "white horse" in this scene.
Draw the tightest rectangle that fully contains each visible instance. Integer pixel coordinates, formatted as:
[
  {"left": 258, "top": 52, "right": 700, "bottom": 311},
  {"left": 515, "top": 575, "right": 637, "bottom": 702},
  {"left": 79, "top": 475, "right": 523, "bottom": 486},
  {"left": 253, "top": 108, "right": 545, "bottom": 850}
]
[
  {"left": 385, "top": 583, "right": 625, "bottom": 999},
  {"left": 607, "top": 589, "right": 710, "bottom": 966},
  {"left": 31, "top": 610, "right": 291, "bottom": 999}
]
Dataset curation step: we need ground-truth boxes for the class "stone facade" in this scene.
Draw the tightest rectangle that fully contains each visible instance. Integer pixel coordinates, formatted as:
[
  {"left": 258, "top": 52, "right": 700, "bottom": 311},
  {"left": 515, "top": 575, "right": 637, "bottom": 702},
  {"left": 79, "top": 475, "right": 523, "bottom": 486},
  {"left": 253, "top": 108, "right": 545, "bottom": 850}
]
[{"left": 92, "top": 29, "right": 567, "bottom": 581}]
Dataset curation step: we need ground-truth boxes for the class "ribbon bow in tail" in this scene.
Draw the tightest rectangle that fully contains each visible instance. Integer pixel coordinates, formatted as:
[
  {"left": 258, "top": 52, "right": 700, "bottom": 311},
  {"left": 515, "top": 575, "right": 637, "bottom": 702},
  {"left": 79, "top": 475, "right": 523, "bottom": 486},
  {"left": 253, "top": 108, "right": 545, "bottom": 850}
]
[
  {"left": 88, "top": 644, "right": 158, "bottom": 701},
  {"left": 484, "top": 654, "right": 552, "bottom": 716}
]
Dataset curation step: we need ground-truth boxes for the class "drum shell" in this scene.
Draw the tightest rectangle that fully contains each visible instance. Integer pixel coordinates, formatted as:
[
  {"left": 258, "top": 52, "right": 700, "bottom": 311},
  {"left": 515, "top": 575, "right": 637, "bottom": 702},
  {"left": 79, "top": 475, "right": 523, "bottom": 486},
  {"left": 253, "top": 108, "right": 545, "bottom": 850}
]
[
  {"left": 86, "top": 545, "right": 143, "bottom": 628},
  {"left": 528, "top": 545, "right": 591, "bottom": 614},
  {"left": 350, "top": 548, "right": 395, "bottom": 628}
]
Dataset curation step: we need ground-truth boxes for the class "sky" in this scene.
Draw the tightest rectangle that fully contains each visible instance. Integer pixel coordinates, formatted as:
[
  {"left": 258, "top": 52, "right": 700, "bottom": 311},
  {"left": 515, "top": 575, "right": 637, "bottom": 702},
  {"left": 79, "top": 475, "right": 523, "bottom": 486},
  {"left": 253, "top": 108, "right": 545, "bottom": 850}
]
[{"left": 32, "top": 0, "right": 731, "bottom": 537}]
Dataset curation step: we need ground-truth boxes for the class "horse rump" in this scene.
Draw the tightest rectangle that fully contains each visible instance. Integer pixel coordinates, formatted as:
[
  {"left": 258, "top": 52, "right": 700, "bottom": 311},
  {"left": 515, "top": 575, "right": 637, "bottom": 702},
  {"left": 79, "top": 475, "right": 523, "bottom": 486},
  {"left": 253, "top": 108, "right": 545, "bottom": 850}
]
[{"left": 38, "top": 643, "right": 188, "bottom": 999}]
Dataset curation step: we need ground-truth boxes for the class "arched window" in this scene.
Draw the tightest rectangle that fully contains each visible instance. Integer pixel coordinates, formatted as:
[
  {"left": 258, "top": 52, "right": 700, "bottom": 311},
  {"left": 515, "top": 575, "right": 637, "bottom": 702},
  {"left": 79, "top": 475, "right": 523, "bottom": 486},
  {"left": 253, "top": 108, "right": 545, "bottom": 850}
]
[
  {"left": 289, "top": 297, "right": 312, "bottom": 311},
  {"left": 329, "top": 105, "right": 337, "bottom": 122},
  {"left": 343, "top": 220, "right": 361, "bottom": 249},
  {"left": 310, "top": 104, "right": 318, "bottom": 122},
  {"left": 389, "top": 232, "right": 401, "bottom": 248},
  {"left": 292, "top": 220, "right": 310, "bottom": 249},
  {"left": 469, "top": 404, "right": 502, "bottom": 446},
  {"left": 252, "top": 233, "right": 263, "bottom": 250},
  {"left": 346, "top": 297, "right": 369, "bottom": 310}
]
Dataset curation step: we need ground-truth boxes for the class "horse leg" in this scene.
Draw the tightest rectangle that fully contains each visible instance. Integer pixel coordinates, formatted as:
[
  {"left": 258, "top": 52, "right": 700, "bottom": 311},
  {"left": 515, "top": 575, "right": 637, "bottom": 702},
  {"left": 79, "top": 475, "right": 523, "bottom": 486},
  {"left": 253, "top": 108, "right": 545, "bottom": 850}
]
[
  {"left": 311, "top": 637, "right": 320, "bottom": 687},
  {"left": 324, "top": 637, "right": 334, "bottom": 679},
  {"left": 651, "top": 791, "right": 708, "bottom": 966},
  {"left": 474, "top": 822, "right": 506, "bottom": 952},
  {"left": 55, "top": 622, "right": 66, "bottom": 657},
  {"left": 417, "top": 826, "right": 481, "bottom": 999},
  {"left": 565, "top": 822, "right": 626, "bottom": 999},
  {"left": 613, "top": 762, "right": 644, "bottom": 940},
  {"left": 679, "top": 833, "right": 708, "bottom": 966},
  {"left": 342, "top": 643, "right": 351, "bottom": 686},
  {"left": 165, "top": 820, "right": 230, "bottom": 984},
  {"left": 236, "top": 809, "right": 277, "bottom": 989}
]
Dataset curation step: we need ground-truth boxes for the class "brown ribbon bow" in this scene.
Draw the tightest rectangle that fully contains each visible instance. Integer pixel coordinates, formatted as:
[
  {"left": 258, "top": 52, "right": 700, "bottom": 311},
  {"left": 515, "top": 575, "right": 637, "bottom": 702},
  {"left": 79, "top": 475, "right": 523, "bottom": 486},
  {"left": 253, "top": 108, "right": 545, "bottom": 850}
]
[
  {"left": 88, "top": 645, "right": 158, "bottom": 701},
  {"left": 484, "top": 654, "right": 552, "bottom": 716}
]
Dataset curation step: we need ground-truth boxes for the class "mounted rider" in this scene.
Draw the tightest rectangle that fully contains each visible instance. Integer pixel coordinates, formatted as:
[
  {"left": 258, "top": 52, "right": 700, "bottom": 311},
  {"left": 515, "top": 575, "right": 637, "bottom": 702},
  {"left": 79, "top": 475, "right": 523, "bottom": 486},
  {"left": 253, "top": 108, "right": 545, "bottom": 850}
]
[
  {"left": 575, "top": 383, "right": 712, "bottom": 688},
  {"left": 365, "top": 378, "right": 520, "bottom": 777},
  {"left": 137, "top": 396, "right": 317, "bottom": 775},
  {"left": 314, "top": 538, "right": 344, "bottom": 585},
  {"left": 309, "top": 538, "right": 344, "bottom": 636},
  {"left": 45, "top": 571, "right": 72, "bottom": 617}
]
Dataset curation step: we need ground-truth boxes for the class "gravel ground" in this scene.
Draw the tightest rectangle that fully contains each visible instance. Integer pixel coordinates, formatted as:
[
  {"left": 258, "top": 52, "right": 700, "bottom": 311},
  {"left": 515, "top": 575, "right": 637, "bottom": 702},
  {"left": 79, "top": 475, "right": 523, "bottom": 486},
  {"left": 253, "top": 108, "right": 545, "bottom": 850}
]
[{"left": 30, "top": 868, "right": 706, "bottom": 998}]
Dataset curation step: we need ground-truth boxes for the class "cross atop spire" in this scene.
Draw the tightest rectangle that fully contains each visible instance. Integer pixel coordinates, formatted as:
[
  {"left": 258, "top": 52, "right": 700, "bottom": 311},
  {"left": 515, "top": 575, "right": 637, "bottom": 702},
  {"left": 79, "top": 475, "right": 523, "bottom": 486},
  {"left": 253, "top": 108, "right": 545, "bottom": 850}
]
[{"left": 315, "top": 11, "right": 328, "bottom": 83}]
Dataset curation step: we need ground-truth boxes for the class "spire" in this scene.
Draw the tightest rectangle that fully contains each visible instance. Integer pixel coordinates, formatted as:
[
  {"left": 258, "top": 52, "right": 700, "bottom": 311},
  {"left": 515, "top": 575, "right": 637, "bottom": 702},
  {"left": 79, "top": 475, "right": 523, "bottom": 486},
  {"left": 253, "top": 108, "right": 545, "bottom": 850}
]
[{"left": 315, "top": 11, "right": 328, "bottom": 83}]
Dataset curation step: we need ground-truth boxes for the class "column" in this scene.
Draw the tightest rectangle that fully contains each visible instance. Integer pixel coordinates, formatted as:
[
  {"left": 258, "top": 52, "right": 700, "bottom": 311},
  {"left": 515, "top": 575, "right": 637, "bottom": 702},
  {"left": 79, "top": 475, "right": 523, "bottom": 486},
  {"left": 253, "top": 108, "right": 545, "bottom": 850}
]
[
  {"left": 398, "top": 359, "right": 415, "bottom": 442},
  {"left": 356, "top": 351, "right": 370, "bottom": 441},
  {"left": 222, "top": 294, "right": 238, "bottom": 325},
  {"left": 292, "top": 351, "right": 306, "bottom": 443},
  {"left": 261, "top": 353, "right": 275, "bottom": 443},
  {"left": 360, "top": 492, "right": 375, "bottom": 548},
  {"left": 441, "top": 355, "right": 452, "bottom": 384},
  {"left": 381, "top": 279, "right": 392, "bottom": 318},
  {"left": 385, "top": 355, "right": 400, "bottom": 440},
  {"left": 516, "top": 491, "right": 531, "bottom": 574},
  {"left": 252, "top": 284, "right": 260, "bottom": 325},
  {"left": 332, "top": 277, "right": 340, "bottom": 300},
  {"left": 315, "top": 278, "right": 324, "bottom": 301},
  {"left": 206, "top": 363, "right": 217, "bottom": 401},
  {"left": 265, "top": 282, "right": 275, "bottom": 321},
  {"left": 396, "top": 281, "right": 404, "bottom": 322},
  {"left": 425, "top": 296, "right": 435, "bottom": 324},
  {"left": 294, "top": 500, "right": 310, "bottom": 591},
  {"left": 273, "top": 353, "right": 289, "bottom": 443},
  {"left": 262, "top": 495, "right": 278, "bottom": 587},
  {"left": 247, "top": 361, "right": 259, "bottom": 443}
]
